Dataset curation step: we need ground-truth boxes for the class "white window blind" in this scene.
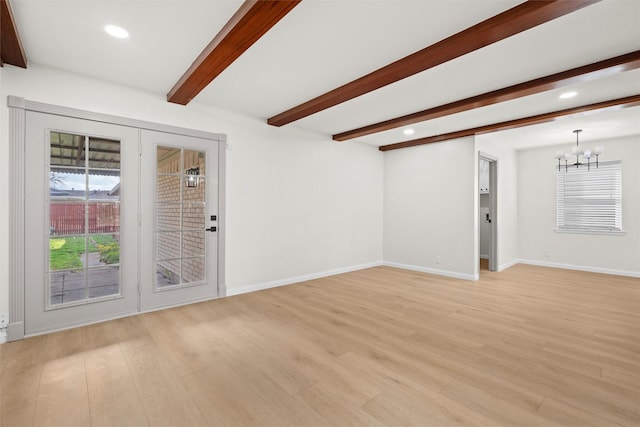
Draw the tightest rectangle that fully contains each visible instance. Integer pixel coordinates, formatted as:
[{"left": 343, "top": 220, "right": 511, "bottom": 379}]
[{"left": 556, "top": 160, "right": 622, "bottom": 233}]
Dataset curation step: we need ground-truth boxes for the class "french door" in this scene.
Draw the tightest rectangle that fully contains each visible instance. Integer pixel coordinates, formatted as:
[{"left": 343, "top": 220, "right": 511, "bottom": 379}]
[
  {"left": 23, "top": 112, "right": 221, "bottom": 336},
  {"left": 25, "top": 112, "right": 140, "bottom": 335},
  {"left": 139, "top": 129, "right": 219, "bottom": 311}
]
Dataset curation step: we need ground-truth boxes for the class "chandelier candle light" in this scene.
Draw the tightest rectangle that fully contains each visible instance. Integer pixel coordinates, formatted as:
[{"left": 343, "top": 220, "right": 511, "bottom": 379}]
[{"left": 554, "top": 129, "right": 603, "bottom": 172}]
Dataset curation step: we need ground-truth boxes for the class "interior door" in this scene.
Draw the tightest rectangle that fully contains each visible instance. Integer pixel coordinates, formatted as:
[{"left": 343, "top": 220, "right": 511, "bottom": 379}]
[
  {"left": 139, "top": 129, "right": 219, "bottom": 311},
  {"left": 24, "top": 112, "right": 140, "bottom": 335}
]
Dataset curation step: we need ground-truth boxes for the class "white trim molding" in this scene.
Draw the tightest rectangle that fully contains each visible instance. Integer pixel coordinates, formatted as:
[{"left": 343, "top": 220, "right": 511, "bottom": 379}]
[
  {"left": 217, "top": 134, "right": 227, "bottom": 298},
  {"left": 8, "top": 97, "right": 26, "bottom": 341},
  {"left": 9, "top": 97, "right": 225, "bottom": 141},
  {"left": 498, "top": 258, "right": 520, "bottom": 272},
  {"left": 383, "top": 261, "right": 479, "bottom": 281},
  {"left": 226, "top": 262, "right": 384, "bottom": 297},
  {"left": 554, "top": 229, "right": 625, "bottom": 236},
  {"left": 518, "top": 259, "right": 640, "bottom": 278}
]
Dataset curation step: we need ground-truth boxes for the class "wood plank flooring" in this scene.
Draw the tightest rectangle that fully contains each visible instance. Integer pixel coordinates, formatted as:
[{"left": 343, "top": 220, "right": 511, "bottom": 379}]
[{"left": 1, "top": 264, "right": 639, "bottom": 426}]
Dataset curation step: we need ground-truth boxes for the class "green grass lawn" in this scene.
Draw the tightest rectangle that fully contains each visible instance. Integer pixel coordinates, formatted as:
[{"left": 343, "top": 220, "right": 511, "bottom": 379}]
[{"left": 50, "top": 235, "right": 119, "bottom": 270}]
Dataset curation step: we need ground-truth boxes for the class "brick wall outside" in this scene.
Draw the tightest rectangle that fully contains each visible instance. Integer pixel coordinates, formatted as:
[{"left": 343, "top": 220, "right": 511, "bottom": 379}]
[{"left": 156, "top": 149, "right": 206, "bottom": 284}]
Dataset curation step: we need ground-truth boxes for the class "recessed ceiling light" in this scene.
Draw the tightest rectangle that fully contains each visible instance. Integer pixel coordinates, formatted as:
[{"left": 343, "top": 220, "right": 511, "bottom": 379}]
[
  {"left": 105, "top": 25, "right": 129, "bottom": 39},
  {"left": 403, "top": 128, "right": 415, "bottom": 136},
  {"left": 559, "top": 91, "right": 577, "bottom": 99}
]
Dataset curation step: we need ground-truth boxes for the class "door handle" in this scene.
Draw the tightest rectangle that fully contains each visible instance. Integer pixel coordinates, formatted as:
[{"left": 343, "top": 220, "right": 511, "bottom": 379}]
[
  {"left": 205, "top": 226, "right": 217, "bottom": 232},
  {"left": 485, "top": 213, "right": 492, "bottom": 223}
]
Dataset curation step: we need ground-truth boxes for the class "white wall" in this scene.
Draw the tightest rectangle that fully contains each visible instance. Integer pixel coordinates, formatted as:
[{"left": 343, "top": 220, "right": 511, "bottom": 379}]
[
  {"left": 0, "top": 64, "right": 384, "bottom": 313},
  {"left": 476, "top": 135, "right": 520, "bottom": 271},
  {"left": 518, "top": 135, "right": 640, "bottom": 276},
  {"left": 383, "top": 138, "right": 477, "bottom": 279},
  {"left": 225, "top": 117, "right": 384, "bottom": 292}
]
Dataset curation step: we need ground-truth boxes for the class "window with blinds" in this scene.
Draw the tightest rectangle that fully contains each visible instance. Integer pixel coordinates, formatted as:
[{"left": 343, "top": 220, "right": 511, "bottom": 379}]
[{"left": 556, "top": 160, "right": 622, "bottom": 233}]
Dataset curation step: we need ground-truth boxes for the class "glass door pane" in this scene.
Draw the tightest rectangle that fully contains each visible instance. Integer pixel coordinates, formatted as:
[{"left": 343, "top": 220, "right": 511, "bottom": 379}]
[
  {"left": 156, "top": 146, "right": 207, "bottom": 289},
  {"left": 48, "top": 132, "right": 122, "bottom": 307}
]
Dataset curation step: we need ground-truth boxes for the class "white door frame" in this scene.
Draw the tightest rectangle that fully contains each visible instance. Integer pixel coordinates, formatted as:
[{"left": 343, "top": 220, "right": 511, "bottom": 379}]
[
  {"left": 478, "top": 152, "right": 498, "bottom": 272},
  {"left": 7, "top": 96, "right": 226, "bottom": 341}
]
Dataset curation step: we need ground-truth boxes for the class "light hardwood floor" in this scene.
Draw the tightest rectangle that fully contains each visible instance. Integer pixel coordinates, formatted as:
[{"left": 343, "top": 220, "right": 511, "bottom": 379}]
[{"left": 1, "top": 264, "right": 639, "bottom": 426}]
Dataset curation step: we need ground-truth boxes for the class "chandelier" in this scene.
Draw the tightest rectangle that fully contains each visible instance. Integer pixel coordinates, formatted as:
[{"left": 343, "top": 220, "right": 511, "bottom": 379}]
[{"left": 554, "top": 129, "right": 603, "bottom": 172}]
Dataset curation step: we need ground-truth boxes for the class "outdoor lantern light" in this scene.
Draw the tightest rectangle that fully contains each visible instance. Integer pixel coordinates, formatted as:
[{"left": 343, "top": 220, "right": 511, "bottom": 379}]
[{"left": 185, "top": 167, "right": 200, "bottom": 188}]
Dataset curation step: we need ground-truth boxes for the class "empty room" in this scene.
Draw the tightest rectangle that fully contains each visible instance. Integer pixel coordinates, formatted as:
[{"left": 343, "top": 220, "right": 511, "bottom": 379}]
[{"left": 1, "top": 0, "right": 639, "bottom": 426}]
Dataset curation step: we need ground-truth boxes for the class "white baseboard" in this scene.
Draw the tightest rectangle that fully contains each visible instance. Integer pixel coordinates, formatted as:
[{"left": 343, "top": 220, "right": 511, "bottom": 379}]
[
  {"left": 226, "top": 261, "right": 384, "bottom": 297},
  {"left": 383, "top": 261, "right": 478, "bottom": 281},
  {"left": 498, "top": 259, "right": 519, "bottom": 272},
  {"left": 6, "top": 321, "right": 24, "bottom": 342},
  {"left": 0, "top": 329, "right": 6, "bottom": 344},
  {"left": 479, "top": 254, "right": 489, "bottom": 260},
  {"left": 218, "top": 284, "right": 227, "bottom": 298},
  {"left": 8, "top": 259, "right": 634, "bottom": 342},
  {"left": 518, "top": 259, "right": 640, "bottom": 278}
]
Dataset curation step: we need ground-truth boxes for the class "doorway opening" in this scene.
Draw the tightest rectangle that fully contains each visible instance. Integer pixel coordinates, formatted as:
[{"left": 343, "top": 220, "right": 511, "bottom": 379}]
[{"left": 479, "top": 154, "right": 497, "bottom": 273}]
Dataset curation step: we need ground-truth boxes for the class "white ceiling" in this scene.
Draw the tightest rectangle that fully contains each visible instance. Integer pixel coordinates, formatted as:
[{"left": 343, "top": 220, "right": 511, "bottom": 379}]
[{"left": 9, "top": 0, "right": 640, "bottom": 150}]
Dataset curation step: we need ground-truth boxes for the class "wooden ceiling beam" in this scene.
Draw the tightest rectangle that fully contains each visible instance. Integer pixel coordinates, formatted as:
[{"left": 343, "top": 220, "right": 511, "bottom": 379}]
[
  {"left": 268, "top": 0, "right": 600, "bottom": 127},
  {"left": 167, "top": 0, "right": 301, "bottom": 105},
  {"left": 334, "top": 51, "right": 640, "bottom": 141},
  {"left": 0, "top": 0, "right": 27, "bottom": 68},
  {"left": 379, "top": 95, "right": 640, "bottom": 152}
]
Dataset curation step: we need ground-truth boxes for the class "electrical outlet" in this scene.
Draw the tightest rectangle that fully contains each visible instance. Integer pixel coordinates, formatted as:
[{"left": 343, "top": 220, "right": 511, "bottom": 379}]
[
  {"left": 0, "top": 314, "right": 8, "bottom": 328},
  {"left": 434, "top": 255, "right": 441, "bottom": 264},
  {"left": 544, "top": 249, "right": 551, "bottom": 258}
]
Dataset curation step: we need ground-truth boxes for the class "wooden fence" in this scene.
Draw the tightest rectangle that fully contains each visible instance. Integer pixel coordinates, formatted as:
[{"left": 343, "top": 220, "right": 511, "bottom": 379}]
[{"left": 50, "top": 203, "right": 119, "bottom": 236}]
